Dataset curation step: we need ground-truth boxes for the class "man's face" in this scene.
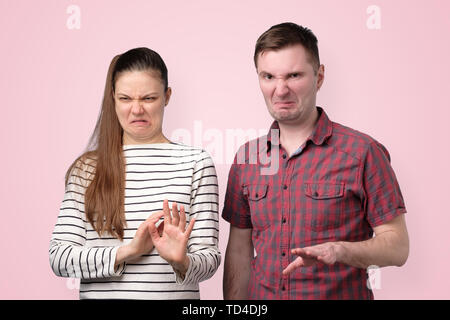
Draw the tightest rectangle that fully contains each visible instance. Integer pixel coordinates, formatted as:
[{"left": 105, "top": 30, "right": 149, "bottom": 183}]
[{"left": 256, "top": 44, "right": 324, "bottom": 125}]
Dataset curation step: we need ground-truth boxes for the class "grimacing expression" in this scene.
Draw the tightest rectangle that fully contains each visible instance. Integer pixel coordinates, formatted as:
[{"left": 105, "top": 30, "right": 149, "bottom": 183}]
[
  {"left": 114, "top": 70, "right": 171, "bottom": 145},
  {"left": 257, "top": 44, "right": 324, "bottom": 125}
]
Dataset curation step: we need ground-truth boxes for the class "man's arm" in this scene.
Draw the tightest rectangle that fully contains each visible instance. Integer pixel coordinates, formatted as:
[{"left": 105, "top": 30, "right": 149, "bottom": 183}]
[
  {"left": 283, "top": 214, "right": 409, "bottom": 274},
  {"left": 338, "top": 214, "right": 409, "bottom": 268},
  {"left": 223, "top": 226, "right": 254, "bottom": 299}
]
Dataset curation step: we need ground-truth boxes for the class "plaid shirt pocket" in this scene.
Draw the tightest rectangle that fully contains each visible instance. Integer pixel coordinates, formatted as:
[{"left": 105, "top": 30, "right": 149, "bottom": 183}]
[
  {"left": 303, "top": 182, "right": 346, "bottom": 231},
  {"left": 244, "top": 184, "right": 271, "bottom": 231}
]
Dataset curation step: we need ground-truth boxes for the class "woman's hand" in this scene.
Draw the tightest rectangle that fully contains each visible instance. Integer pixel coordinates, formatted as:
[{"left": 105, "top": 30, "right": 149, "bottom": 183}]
[
  {"left": 148, "top": 199, "right": 195, "bottom": 276},
  {"left": 115, "top": 211, "right": 164, "bottom": 268}
]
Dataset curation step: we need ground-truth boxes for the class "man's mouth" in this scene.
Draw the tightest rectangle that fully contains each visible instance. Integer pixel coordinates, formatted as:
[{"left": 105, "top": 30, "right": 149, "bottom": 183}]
[{"left": 274, "top": 101, "right": 295, "bottom": 107}]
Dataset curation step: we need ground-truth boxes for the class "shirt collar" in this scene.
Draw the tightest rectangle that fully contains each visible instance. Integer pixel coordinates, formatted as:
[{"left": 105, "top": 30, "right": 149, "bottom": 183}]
[{"left": 265, "top": 106, "right": 333, "bottom": 152}]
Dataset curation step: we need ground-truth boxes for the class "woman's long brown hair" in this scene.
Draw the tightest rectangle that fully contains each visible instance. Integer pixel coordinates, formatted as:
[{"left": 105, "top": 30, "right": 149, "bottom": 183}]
[{"left": 65, "top": 48, "right": 169, "bottom": 241}]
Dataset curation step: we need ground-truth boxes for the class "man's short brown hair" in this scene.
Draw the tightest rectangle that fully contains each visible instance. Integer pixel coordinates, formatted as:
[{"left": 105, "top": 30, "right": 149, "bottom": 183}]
[{"left": 254, "top": 22, "right": 320, "bottom": 72}]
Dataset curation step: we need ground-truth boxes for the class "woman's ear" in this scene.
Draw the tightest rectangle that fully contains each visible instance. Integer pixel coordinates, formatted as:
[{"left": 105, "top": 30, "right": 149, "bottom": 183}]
[{"left": 164, "top": 87, "right": 172, "bottom": 106}]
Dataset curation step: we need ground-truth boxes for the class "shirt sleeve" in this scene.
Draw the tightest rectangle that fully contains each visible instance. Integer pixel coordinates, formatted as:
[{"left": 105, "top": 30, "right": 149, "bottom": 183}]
[
  {"left": 362, "top": 141, "right": 407, "bottom": 228},
  {"left": 174, "top": 150, "right": 221, "bottom": 285},
  {"left": 221, "top": 150, "right": 252, "bottom": 228},
  {"left": 49, "top": 160, "right": 126, "bottom": 279}
]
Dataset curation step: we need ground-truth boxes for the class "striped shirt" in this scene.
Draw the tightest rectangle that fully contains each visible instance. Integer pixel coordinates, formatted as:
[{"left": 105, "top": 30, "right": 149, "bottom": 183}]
[{"left": 49, "top": 143, "right": 220, "bottom": 299}]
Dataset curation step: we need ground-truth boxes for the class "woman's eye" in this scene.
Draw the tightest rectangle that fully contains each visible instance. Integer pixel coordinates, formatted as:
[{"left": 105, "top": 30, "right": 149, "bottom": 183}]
[{"left": 119, "top": 97, "right": 130, "bottom": 101}]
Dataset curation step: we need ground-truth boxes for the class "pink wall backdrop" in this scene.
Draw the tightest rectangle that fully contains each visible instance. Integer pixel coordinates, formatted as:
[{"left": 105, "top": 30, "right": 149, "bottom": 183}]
[{"left": 1, "top": 0, "right": 449, "bottom": 299}]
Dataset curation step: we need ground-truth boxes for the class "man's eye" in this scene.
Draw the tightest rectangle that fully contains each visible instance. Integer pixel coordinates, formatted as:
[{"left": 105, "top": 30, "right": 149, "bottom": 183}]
[
  {"left": 290, "top": 73, "right": 299, "bottom": 78},
  {"left": 264, "top": 74, "right": 273, "bottom": 80}
]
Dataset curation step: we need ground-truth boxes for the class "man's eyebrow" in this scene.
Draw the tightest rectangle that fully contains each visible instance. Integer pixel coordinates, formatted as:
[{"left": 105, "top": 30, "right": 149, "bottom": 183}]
[
  {"left": 258, "top": 70, "right": 305, "bottom": 78},
  {"left": 258, "top": 71, "right": 272, "bottom": 76},
  {"left": 288, "top": 71, "right": 304, "bottom": 76}
]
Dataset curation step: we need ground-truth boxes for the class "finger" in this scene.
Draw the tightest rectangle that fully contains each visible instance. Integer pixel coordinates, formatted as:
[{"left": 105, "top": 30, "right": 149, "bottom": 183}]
[
  {"left": 304, "top": 247, "right": 321, "bottom": 257},
  {"left": 184, "top": 218, "right": 196, "bottom": 237},
  {"left": 179, "top": 205, "right": 187, "bottom": 231},
  {"left": 291, "top": 247, "right": 306, "bottom": 255},
  {"left": 162, "top": 199, "right": 172, "bottom": 225},
  {"left": 148, "top": 221, "right": 161, "bottom": 243},
  {"left": 172, "top": 202, "right": 180, "bottom": 226},
  {"left": 148, "top": 211, "right": 164, "bottom": 224},
  {"left": 282, "top": 257, "right": 305, "bottom": 275},
  {"left": 146, "top": 212, "right": 164, "bottom": 238},
  {"left": 291, "top": 247, "right": 314, "bottom": 259},
  {"left": 294, "top": 247, "right": 319, "bottom": 259}
]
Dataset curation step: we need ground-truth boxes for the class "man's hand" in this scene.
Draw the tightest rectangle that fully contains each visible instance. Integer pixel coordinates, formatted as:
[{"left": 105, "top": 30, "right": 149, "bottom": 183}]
[
  {"left": 282, "top": 242, "right": 341, "bottom": 275},
  {"left": 282, "top": 214, "right": 409, "bottom": 275}
]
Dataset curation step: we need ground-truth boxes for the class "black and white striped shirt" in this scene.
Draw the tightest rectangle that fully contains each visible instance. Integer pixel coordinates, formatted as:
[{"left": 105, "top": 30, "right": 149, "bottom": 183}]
[{"left": 49, "top": 143, "right": 220, "bottom": 299}]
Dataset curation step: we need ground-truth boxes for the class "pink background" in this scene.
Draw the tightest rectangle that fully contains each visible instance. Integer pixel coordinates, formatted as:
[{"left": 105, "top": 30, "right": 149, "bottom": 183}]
[{"left": 1, "top": 0, "right": 449, "bottom": 299}]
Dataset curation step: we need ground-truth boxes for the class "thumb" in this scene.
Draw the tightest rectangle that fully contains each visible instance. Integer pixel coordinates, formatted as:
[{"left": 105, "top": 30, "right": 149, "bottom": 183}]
[
  {"left": 148, "top": 222, "right": 161, "bottom": 242},
  {"left": 184, "top": 218, "right": 196, "bottom": 237},
  {"left": 282, "top": 256, "right": 304, "bottom": 275}
]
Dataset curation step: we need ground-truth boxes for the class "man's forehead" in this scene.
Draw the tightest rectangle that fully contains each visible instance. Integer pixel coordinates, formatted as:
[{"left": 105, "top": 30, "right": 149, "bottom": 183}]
[{"left": 257, "top": 51, "right": 314, "bottom": 75}]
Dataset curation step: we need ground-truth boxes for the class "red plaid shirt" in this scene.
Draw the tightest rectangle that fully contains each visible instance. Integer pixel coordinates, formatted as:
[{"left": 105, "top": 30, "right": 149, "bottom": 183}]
[{"left": 222, "top": 107, "right": 406, "bottom": 299}]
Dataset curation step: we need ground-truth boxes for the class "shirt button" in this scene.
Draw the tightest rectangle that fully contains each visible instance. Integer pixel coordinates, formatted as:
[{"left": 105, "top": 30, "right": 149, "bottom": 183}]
[
  {"left": 282, "top": 252, "right": 286, "bottom": 257},
  {"left": 282, "top": 286, "right": 286, "bottom": 291},
  {"left": 255, "top": 193, "right": 258, "bottom": 197},
  {"left": 282, "top": 217, "right": 286, "bottom": 223},
  {"left": 283, "top": 185, "right": 287, "bottom": 190}
]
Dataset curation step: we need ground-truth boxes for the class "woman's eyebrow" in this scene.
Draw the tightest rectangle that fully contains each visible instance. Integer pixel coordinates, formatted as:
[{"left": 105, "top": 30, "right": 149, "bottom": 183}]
[{"left": 115, "top": 92, "right": 159, "bottom": 97}]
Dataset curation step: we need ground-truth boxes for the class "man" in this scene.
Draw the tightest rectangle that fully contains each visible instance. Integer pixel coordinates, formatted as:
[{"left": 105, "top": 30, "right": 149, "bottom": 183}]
[{"left": 222, "top": 22, "right": 409, "bottom": 300}]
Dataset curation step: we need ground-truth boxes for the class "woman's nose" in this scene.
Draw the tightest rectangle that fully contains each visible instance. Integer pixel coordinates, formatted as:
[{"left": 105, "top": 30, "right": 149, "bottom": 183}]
[{"left": 131, "top": 100, "right": 144, "bottom": 114}]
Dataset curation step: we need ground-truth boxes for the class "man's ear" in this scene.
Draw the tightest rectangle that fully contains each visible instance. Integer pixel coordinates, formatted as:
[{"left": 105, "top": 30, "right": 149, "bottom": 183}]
[{"left": 316, "top": 64, "right": 325, "bottom": 91}]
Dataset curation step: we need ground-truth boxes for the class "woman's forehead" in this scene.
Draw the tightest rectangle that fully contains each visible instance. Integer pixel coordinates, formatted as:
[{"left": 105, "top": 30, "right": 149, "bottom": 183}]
[{"left": 115, "top": 70, "right": 164, "bottom": 92}]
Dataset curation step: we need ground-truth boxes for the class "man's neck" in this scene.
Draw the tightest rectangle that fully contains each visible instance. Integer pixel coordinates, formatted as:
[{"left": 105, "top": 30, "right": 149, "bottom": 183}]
[{"left": 278, "top": 107, "right": 319, "bottom": 157}]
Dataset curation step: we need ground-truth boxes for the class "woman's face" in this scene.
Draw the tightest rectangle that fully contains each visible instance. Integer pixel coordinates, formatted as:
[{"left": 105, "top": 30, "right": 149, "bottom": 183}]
[{"left": 114, "top": 70, "right": 171, "bottom": 145}]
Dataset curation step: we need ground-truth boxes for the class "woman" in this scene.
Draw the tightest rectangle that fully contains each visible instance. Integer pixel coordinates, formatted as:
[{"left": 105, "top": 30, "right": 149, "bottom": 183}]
[{"left": 49, "top": 47, "right": 220, "bottom": 299}]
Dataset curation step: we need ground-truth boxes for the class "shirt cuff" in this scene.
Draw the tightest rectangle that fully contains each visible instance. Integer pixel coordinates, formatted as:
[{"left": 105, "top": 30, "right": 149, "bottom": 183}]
[
  {"left": 109, "top": 246, "right": 126, "bottom": 277},
  {"left": 174, "top": 254, "right": 194, "bottom": 285},
  {"left": 369, "top": 207, "right": 407, "bottom": 228}
]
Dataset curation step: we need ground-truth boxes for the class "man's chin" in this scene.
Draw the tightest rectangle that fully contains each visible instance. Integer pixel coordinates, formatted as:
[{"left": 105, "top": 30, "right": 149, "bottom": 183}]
[{"left": 270, "top": 111, "right": 302, "bottom": 123}]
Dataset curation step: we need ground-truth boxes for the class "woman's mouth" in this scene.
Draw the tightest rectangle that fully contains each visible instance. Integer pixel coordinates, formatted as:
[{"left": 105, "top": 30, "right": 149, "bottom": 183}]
[{"left": 131, "top": 120, "right": 148, "bottom": 125}]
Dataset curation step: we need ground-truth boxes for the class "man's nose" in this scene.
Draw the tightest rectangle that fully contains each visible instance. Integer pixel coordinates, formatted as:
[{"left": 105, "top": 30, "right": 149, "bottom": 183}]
[{"left": 274, "top": 79, "right": 289, "bottom": 97}]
